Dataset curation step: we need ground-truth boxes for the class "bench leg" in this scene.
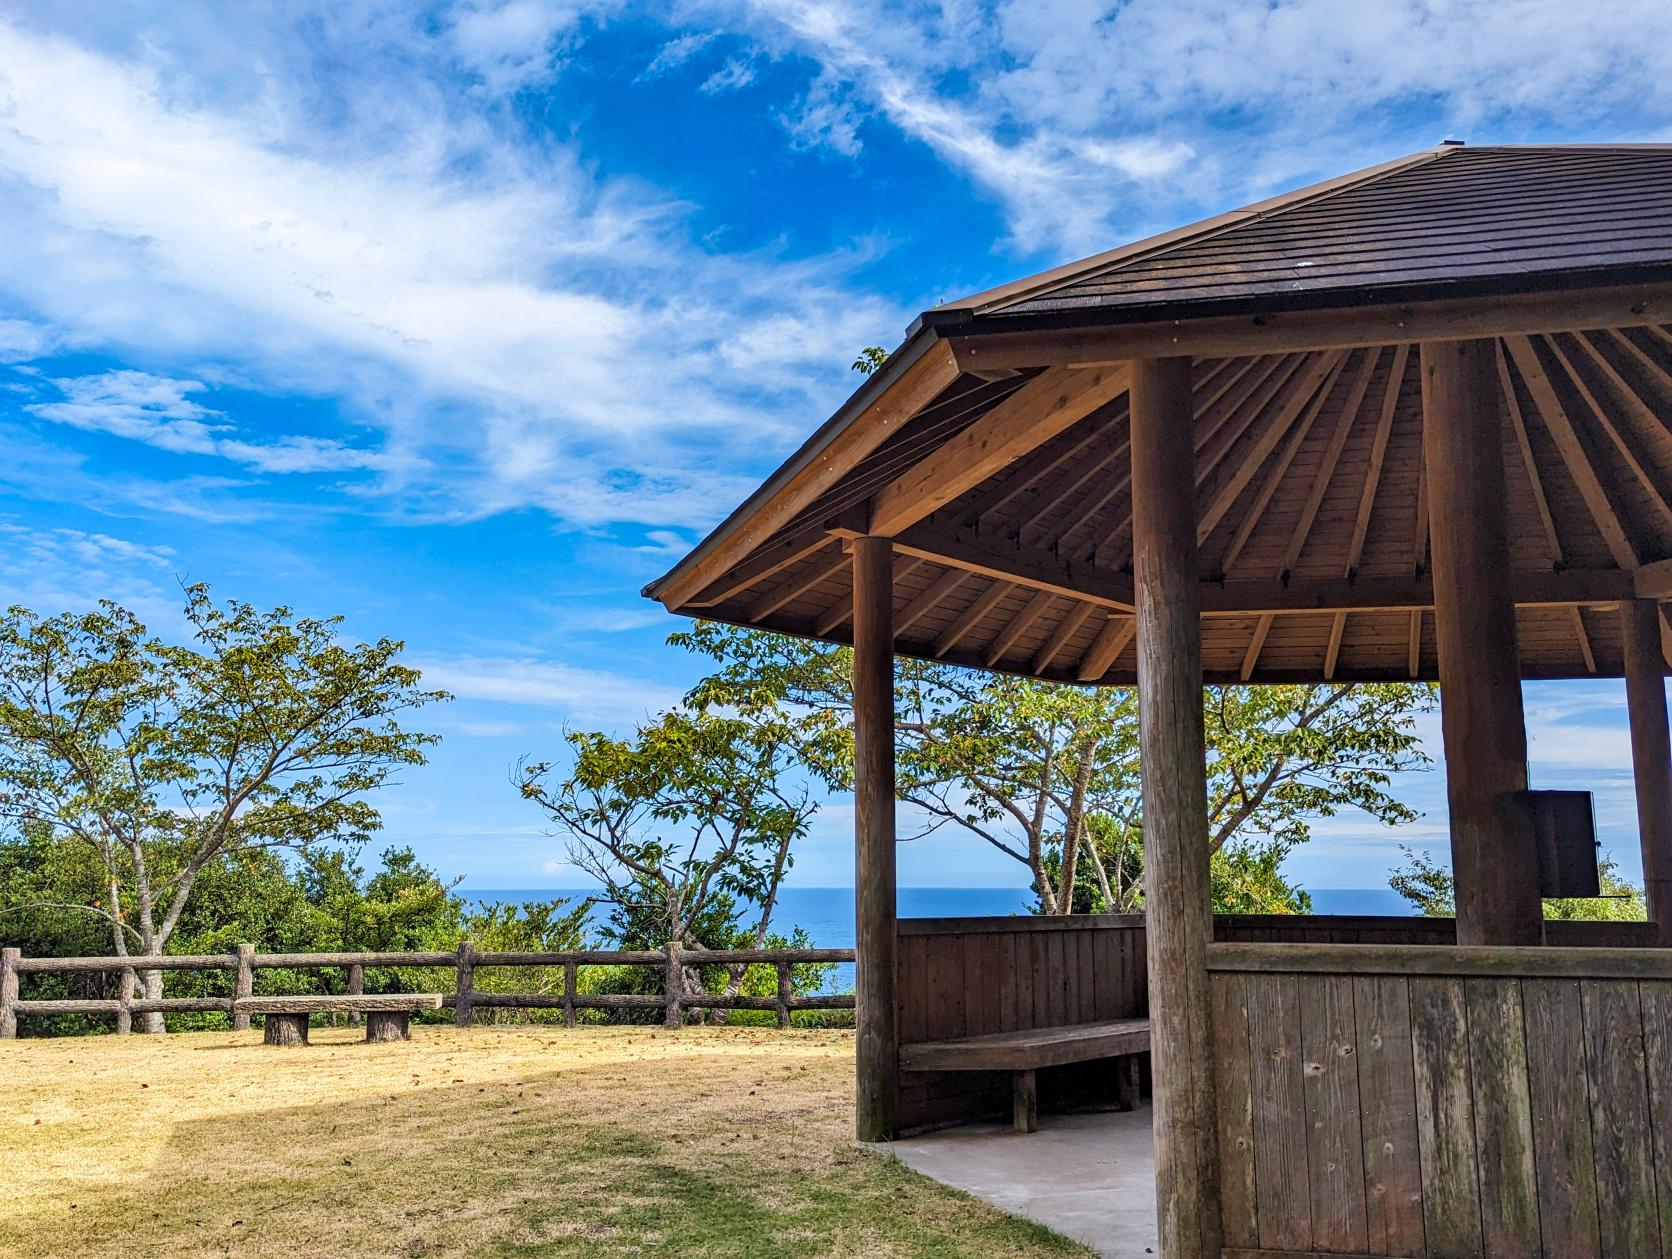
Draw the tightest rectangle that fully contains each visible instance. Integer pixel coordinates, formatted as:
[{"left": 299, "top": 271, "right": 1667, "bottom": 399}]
[
  {"left": 365, "top": 1010, "right": 411, "bottom": 1043},
  {"left": 263, "top": 1013, "right": 310, "bottom": 1047},
  {"left": 1012, "top": 1068, "right": 1038, "bottom": 1134},
  {"left": 1114, "top": 1055, "right": 1141, "bottom": 1111}
]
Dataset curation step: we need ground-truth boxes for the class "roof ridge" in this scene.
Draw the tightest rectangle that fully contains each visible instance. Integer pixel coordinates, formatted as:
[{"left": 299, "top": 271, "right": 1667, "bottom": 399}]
[{"left": 938, "top": 145, "right": 1462, "bottom": 317}]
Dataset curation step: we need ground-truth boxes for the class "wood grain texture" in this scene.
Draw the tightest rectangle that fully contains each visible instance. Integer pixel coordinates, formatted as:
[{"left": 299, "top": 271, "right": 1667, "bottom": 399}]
[
  {"left": 1522, "top": 978, "right": 1602, "bottom": 1257},
  {"left": 1212, "top": 972, "right": 1259, "bottom": 1250},
  {"left": 1300, "top": 974, "right": 1369, "bottom": 1253},
  {"left": 1463, "top": 979, "right": 1539, "bottom": 1258},
  {"left": 1353, "top": 975, "right": 1425, "bottom": 1257},
  {"left": 1581, "top": 979, "right": 1661, "bottom": 1259},
  {"left": 1409, "top": 977, "right": 1484, "bottom": 1257},
  {"left": 1249, "top": 973, "right": 1312, "bottom": 1252}
]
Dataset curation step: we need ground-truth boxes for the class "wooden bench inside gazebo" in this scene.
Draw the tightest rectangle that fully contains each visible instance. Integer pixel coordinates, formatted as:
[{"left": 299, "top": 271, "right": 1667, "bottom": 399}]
[{"left": 648, "top": 143, "right": 1672, "bottom": 1259}]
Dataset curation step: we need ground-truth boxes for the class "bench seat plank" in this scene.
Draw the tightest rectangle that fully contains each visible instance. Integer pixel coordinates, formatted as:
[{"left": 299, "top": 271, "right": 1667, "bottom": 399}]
[
  {"left": 899, "top": 1017, "right": 1151, "bottom": 1072},
  {"left": 237, "top": 994, "right": 442, "bottom": 1015}
]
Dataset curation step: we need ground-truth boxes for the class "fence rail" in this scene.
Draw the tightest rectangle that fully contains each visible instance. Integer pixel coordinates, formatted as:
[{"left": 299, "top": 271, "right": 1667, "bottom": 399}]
[{"left": 0, "top": 940, "right": 855, "bottom": 1038}]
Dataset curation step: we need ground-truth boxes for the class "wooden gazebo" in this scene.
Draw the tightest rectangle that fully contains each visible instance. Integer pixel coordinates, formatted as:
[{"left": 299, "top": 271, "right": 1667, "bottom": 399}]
[{"left": 648, "top": 145, "right": 1672, "bottom": 1259}]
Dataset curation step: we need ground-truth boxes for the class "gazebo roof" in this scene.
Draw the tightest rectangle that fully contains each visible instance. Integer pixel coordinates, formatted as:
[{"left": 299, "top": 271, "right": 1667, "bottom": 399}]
[{"left": 647, "top": 144, "right": 1672, "bottom": 684}]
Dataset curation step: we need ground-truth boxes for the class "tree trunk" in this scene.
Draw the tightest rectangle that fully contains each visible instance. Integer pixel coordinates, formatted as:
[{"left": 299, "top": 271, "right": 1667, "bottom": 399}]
[{"left": 139, "top": 968, "right": 165, "bottom": 1034}]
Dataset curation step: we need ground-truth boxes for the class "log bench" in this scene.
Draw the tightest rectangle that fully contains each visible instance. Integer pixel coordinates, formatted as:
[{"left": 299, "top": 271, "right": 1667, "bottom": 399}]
[
  {"left": 898, "top": 1018, "right": 1151, "bottom": 1133},
  {"left": 236, "top": 994, "right": 443, "bottom": 1045}
]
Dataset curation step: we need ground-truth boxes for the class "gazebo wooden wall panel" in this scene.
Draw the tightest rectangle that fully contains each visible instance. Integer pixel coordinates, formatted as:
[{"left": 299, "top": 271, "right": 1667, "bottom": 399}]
[
  {"left": 894, "top": 915, "right": 1148, "bottom": 1133},
  {"left": 893, "top": 916, "right": 1656, "bottom": 1134},
  {"left": 1209, "top": 943, "right": 1672, "bottom": 1259}
]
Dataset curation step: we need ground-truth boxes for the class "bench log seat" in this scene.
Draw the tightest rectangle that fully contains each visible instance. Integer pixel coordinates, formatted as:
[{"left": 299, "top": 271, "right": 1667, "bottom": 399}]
[
  {"left": 236, "top": 994, "right": 444, "bottom": 1045},
  {"left": 898, "top": 1018, "right": 1150, "bottom": 1133}
]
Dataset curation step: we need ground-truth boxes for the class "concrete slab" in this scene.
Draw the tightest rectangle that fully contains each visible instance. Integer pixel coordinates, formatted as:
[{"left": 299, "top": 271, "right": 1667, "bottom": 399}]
[{"left": 884, "top": 1106, "right": 1159, "bottom": 1258}]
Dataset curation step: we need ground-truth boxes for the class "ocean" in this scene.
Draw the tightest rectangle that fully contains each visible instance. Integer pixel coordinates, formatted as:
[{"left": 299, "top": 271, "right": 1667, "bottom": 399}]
[{"left": 464, "top": 885, "right": 1413, "bottom": 992}]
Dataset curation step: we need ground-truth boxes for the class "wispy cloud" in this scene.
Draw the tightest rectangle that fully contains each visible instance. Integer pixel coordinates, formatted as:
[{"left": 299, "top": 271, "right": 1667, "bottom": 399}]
[
  {"left": 414, "top": 653, "right": 679, "bottom": 726},
  {"left": 0, "top": 6, "right": 903, "bottom": 531}
]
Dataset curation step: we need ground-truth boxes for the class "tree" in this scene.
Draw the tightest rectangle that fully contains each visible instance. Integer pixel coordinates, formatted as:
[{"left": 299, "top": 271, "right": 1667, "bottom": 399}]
[
  {"left": 1389, "top": 844, "right": 1648, "bottom": 920},
  {"left": 518, "top": 706, "right": 817, "bottom": 1017},
  {"left": 0, "top": 587, "right": 446, "bottom": 1030},
  {"left": 676, "top": 622, "right": 1433, "bottom": 914},
  {"left": 851, "top": 346, "right": 891, "bottom": 375}
]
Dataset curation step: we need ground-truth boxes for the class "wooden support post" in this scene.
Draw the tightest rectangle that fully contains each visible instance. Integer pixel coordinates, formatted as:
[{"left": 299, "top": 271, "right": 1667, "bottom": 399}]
[
  {"left": 116, "top": 966, "right": 133, "bottom": 1035},
  {"left": 1130, "top": 356, "right": 1221, "bottom": 1259},
  {"left": 1013, "top": 1068, "right": 1039, "bottom": 1134},
  {"left": 346, "top": 961, "right": 364, "bottom": 1027},
  {"left": 231, "top": 944, "right": 254, "bottom": 1031},
  {"left": 852, "top": 535, "right": 899, "bottom": 1143},
  {"left": 1421, "top": 339, "right": 1542, "bottom": 945},
  {"left": 563, "top": 960, "right": 577, "bottom": 1029},
  {"left": 454, "top": 941, "right": 476, "bottom": 1028},
  {"left": 263, "top": 1012, "right": 309, "bottom": 1046},
  {"left": 663, "top": 939, "right": 684, "bottom": 1029},
  {"left": 775, "top": 962, "right": 793, "bottom": 1029},
  {"left": 364, "top": 1010, "right": 410, "bottom": 1043},
  {"left": 1, "top": 947, "right": 18, "bottom": 1039},
  {"left": 1624, "top": 598, "right": 1672, "bottom": 945},
  {"left": 1114, "top": 1055, "right": 1141, "bottom": 1112}
]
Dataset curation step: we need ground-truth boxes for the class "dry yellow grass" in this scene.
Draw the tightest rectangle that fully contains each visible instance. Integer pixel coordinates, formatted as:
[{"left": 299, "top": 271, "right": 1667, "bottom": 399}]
[{"left": 0, "top": 1025, "right": 1089, "bottom": 1258}]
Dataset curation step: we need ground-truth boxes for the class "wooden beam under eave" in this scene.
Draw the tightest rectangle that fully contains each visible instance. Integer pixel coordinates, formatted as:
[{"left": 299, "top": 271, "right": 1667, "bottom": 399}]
[
  {"left": 868, "top": 363, "right": 1131, "bottom": 537},
  {"left": 1198, "top": 569, "right": 1632, "bottom": 614},
  {"left": 855, "top": 522, "right": 1137, "bottom": 612},
  {"left": 656, "top": 338, "right": 960, "bottom": 608},
  {"left": 1076, "top": 616, "right": 1136, "bottom": 682},
  {"left": 944, "top": 282, "right": 1672, "bottom": 372},
  {"left": 1636, "top": 557, "right": 1672, "bottom": 599}
]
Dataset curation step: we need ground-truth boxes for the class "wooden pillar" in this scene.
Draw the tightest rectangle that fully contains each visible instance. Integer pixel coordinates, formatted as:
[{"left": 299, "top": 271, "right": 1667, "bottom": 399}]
[
  {"left": 1130, "top": 356, "right": 1221, "bottom": 1259},
  {"left": 1624, "top": 599, "right": 1672, "bottom": 944},
  {"left": 1421, "top": 339, "right": 1543, "bottom": 945},
  {"left": 852, "top": 535, "right": 898, "bottom": 1143},
  {"left": 346, "top": 961, "right": 364, "bottom": 1028},
  {"left": 454, "top": 940, "right": 476, "bottom": 1027},
  {"left": 231, "top": 943, "right": 254, "bottom": 1031},
  {"left": 1, "top": 947, "right": 18, "bottom": 1039}
]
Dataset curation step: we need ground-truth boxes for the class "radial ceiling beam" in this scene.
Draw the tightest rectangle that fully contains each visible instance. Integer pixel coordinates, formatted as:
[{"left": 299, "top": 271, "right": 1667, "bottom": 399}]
[{"left": 868, "top": 363, "right": 1131, "bottom": 537}]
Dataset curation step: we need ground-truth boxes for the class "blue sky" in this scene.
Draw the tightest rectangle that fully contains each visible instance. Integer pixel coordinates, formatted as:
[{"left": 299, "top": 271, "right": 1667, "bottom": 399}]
[{"left": 2, "top": 0, "right": 1670, "bottom": 893}]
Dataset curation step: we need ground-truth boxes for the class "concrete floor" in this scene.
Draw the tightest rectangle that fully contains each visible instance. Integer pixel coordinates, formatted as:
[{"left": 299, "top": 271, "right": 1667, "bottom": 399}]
[{"left": 885, "top": 1106, "right": 1159, "bottom": 1258}]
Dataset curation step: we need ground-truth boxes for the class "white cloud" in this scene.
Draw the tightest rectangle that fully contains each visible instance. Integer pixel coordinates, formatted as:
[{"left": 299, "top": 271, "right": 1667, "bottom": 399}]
[
  {"left": 0, "top": 520, "right": 183, "bottom": 626},
  {"left": 0, "top": 7, "right": 905, "bottom": 532},
  {"left": 715, "top": 0, "right": 1672, "bottom": 253},
  {"left": 415, "top": 653, "right": 679, "bottom": 725},
  {"left": 641, "top": 31, "right": 718, "bottom": 78},
  {"left": 27, "top": 370, "right": 391, "bottom": 474}
]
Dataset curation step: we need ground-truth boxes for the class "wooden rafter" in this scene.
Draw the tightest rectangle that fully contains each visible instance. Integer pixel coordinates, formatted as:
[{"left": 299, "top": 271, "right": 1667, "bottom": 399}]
[
  {"left": 894, "top": 568, "right": 967, "bottom": 636},
  {"left": 692, "top": 532, "right": 829, "bottom": 609},
  {"left": 1200, "top": 568, "right": 1629, "bottom": 613},
  {"left": 1017, "top": 417, "right": 1133, "bottom": 545},
  {"left": 1574, "top": 331, "right": 1672, "bottom": 470},
  {"left": 1345, "top": 343, "right": 1410, "bottom": 577},
  {"left": 1496, "top": 342, "right": 1564, "bottom": 567},
  {"left": 977, "top": 410, "right": 1120, "bottom": 526},
  {"left": 1218, "top": 350, "right": 1357, "bottom": 574},
  {"left": 1198, "top": 350, "right": 1349, "bottom": 546},
  {"left": 1076, "top": 617, "right": 1136, "bottom": 682},
  {"left": 1502, "top": 334, "right": 1642, "bottom": 569},
  {"left": 1241, "top": 614, "right": 1274, "bottom": 680},
  {"left": 877, "top": 522, "right": 1136, "bottom": 611},
  {"left": 1031, "top": 602, "right": 1095, "bottom": 673},
  {"left": 814, "top": 557, "right": 920, "bottom": 636},
  {"left": 933, "top": 580, "right": 1011, "bottom": 655},
  {"left": 1282, "top": 347, "right": 1381, "bottom": 577},
  {"left": 1194, "top": 355, "right": 1308, "bottom": 479},
  {"left": 1570, "top": 606, "right": 1597, "bottom": 674},
  {"left": 1637, "top": 557, "right": 1672, "bottom": 599},
  {"left": 1541, "top": 334, "right": 1672, "bottom": 541},
  {"left": 985, "top": 590, "right": 1056, "bottom": 667},
  {"left": 747, "top": 546, "right": 848, "bottom": 621},
  {"left": 869, "top": 364, "right": 1131, "bottom": 537},
  {"left": 1413, "top": 441, "right": 1431, "bottom": 576},
  {"left": 1324, "top": 612, "right": 1347, "bottom": 679}
]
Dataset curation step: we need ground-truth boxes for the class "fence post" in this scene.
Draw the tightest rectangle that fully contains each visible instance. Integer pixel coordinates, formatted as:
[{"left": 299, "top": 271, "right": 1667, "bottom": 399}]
[
  {"left": 664, "top": 940, "right": 683, "bottom": 1029},
  {"left": 1, "top": 947, "right": 18, "bottom": 1039},
  {"left": 775, "top": 962, "right": 793, "bottom": 1029},
  {"left": 232, "top": 944, "right": 254, "bottom": 1031},
  {"left": 455, "top": 941, "right": 476, "bottom": 1028},
  {"left": 116, "top": 966, "right": 134, "bottom": 1035},
  {"left": 346, "top": 962, "right": 364, "bottom": 1027},
  {"left": 562, "top": 960, "right": 577, "bottom": 1029}
]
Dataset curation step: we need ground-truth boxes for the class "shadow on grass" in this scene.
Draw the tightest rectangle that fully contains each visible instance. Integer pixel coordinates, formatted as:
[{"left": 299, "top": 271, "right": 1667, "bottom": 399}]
[{"left": 6, "top": 1043, "right": 1088, "bottom": 1259}]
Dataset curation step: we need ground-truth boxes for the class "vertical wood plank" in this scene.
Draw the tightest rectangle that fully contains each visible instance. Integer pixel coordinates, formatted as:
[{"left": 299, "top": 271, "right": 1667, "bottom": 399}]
[
  {"left": 1522, "top": 977, "right": 1601, "bottom": 1258},
  {"left": 1624, "top": 598, "right": 1672, "bottom": 945},
  {"left": 999, "top": 931, "right": 1022, "bottom": 1033},
  {"left": 1355, "top": 975, "right": 1425, "bottom": 1256},
  {"left": 1212, "top": 972, "right": 1259, "bottom": 1250},
  {"left": 1249, "top": 972, "right": 1313, "bottom": 1252},
  {"left": 1301, "top": 973, "right": 1369, "bottom": 1252},
  {"left": 1464, "top": 978, "right": 1540, "bottom": 1258},
  {"left": 1582, "top": 978, "right": 1661, "bottom": 1258},
  {"left": 1076, "top": 928, "right": 1098, "bottom": 1025},
  {"left": 1639, "top": 981, "right": 1672, "bottom": 1252},
  {"left": 1410, "top": 976, "right": 1484, "bottom": 1257}
]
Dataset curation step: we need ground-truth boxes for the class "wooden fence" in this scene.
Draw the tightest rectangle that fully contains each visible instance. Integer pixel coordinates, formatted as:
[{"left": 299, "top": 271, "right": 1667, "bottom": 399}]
[
  {"left": 0, "top": 940, "right": 854, "bottom": 1038},
  {"left": 1209, "top": 941, "right": 1672, "bottom": 1259}
]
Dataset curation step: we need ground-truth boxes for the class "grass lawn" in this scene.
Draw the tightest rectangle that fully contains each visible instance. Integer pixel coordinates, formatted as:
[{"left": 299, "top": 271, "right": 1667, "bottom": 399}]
[{"left": 0, "top": 1025, "right": 1091, "bottom": 1258}]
